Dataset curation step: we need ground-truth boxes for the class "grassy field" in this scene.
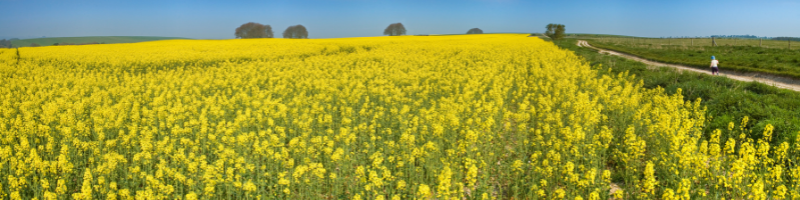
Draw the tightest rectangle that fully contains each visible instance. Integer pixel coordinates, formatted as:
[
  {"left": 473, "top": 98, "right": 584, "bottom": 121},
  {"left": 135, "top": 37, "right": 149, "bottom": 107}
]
[
  {"left": 10, "top": 36, "right": 186, "bottom": 47},
  {"left": 552, "top": 38, "right": 800, "bottom": 145},
  {"left": 574, "top": 36, "right": 800, "bottom": 79}
]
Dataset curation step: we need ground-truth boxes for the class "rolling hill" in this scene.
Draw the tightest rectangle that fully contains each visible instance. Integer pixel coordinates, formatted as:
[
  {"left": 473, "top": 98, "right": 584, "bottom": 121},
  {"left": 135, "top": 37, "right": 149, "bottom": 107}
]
[{"left": 11, "top": 36, "right": 187, "bottom": 47}]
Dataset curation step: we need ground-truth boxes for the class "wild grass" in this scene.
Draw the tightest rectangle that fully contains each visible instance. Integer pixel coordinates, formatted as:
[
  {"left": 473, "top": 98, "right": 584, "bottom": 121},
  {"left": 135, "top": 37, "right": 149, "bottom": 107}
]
[
  {"left": 576, "top": 36, "right": 800, "bottom": 79},
  {"left": 553, "top": 38, "right": 800, "bottom": 145}
]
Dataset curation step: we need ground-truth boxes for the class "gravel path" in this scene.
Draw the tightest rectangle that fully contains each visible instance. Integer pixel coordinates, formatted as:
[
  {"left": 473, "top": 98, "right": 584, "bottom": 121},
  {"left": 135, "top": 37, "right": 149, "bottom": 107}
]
[{"left": 576, "top": 40, "right": 800, "bottom": 92}]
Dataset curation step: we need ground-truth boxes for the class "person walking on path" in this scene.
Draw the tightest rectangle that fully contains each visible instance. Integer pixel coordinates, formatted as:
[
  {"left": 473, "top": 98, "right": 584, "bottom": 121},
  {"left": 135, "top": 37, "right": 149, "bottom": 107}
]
[{"left": 710, "top": 56, "right": 720, "bottom": 75}]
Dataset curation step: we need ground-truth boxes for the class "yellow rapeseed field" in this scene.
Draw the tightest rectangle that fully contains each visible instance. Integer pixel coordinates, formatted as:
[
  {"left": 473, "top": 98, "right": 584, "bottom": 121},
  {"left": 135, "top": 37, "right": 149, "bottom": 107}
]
[{"left": 0, "top": 34, "right": 797, "bottom": 199}]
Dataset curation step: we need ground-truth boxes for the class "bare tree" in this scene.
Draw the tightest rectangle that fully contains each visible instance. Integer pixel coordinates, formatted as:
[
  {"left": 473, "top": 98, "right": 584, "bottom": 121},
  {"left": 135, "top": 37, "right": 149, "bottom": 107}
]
[
  {"left": 235, "top": 22, "right": 274, "bottom": 38},
  {"left": 545, "top": 24, "right": 566, "bottom": 40},
  {"left": 384, "top": 23, "right": 407, "bottom": 36},
  {"left": 467, "top": 28, "right": 483, "bottom": 34},
  {"left": 283, "top": 25, "right": 309, "bottom": 39}
]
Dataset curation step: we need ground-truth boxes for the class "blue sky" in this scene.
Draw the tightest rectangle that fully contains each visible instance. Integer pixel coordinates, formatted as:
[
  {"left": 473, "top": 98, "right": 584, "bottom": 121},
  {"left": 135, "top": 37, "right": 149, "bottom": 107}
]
[{"left": 1, "top": 0, "right": 798, "bottom": 39}]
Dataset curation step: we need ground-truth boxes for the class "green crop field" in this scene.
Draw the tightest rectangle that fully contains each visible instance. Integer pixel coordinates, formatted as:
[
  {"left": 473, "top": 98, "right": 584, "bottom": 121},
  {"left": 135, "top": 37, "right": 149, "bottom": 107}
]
[
  {"left": 573, "top": 35, "right": 800, "bottom": 79},
  {"left": 551, "top": 37, "right": 800, "bottom": 146},
  {"left": 586, "top": 36, "right": 796, "bottom": 49},
  {"left": 10, "top": 36, "right": 187, "bottom": 47}
]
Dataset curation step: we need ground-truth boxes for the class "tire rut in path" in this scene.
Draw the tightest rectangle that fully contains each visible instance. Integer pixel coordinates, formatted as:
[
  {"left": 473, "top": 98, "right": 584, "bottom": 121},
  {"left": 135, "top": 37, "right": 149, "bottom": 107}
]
[{"left": 576, "top": 40, "right": 800, "bottom": 92}]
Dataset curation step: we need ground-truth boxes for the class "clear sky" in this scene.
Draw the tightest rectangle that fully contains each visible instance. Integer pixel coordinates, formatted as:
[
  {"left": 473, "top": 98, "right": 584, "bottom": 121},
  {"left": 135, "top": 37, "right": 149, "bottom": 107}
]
[{"left": 1, "top": 0, "right": 798, "bottom": 39}]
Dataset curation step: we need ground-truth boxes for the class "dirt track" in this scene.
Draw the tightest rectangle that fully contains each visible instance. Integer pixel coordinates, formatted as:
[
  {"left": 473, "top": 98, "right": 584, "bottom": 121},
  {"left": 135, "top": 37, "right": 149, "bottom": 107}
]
[{"left": 576, "top": 40, "right": 800, "bottom": 92}]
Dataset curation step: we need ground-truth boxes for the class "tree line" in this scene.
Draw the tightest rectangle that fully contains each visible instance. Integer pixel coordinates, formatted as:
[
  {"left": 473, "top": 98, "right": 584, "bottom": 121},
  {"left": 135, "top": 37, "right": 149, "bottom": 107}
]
[
  {"left": 235, "top": 22, "right": 497, "bottom": 39},
  {"left": 235, "top": 23, "right": 310, "bottom": 39},
  {"left": 711, "top": 35, "right": 762, "bottom": 39},
  {"left": 773, "top": 37, "right": 800, "bottom": 42},
  {"left": 0, "top": 39, "right": 15, "bottom": 48},
  {"left": 545, "top": 24, "right": 566, "bottom": 40}
]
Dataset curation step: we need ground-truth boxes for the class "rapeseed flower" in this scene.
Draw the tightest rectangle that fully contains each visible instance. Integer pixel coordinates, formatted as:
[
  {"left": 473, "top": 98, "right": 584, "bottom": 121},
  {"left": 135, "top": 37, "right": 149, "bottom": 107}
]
[{"left": 0, "top": 33, "right": 794, "bottom": 199}]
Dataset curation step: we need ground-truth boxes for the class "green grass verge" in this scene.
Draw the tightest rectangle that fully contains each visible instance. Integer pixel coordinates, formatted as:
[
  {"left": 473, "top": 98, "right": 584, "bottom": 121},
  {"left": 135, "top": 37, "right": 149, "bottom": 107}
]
[
  {"left": 552, "top": 38, "right": 800, "bottom": 145},
  {"left": 583, "top": 38, "right": 800, "bottom": 79},
  {"left": 11, "top": 36, "right": 187, "bottom": 47}
]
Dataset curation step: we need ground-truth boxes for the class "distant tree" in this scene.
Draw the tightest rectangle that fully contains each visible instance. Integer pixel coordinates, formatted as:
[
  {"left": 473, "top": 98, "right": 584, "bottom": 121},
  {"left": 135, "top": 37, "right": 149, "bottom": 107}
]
[
  {"left": 545, "top": 24, "right": 555, "bottom": 39},
  {"left": 555, "top": 25, "right": 566, "bottom": 39},
  {"left": 774, "top": 37, "right": 800, "bottom": 42},
  {"left": 30, "top": 43, "right": 40, "bottom": 47},
  {"left": 0, "top": 39, "right": 11, "bottom": 48},
  {"left": 235, "top": 22, "right": 274, "bottom": 38},
  {"left": 467, "top": 28, "right": 483, "bottom": 34},
  {"left": 53, "top": 43, "right": 59, "bottom": 46},
  {"left": 283, "top": 25, "right": 309, "bottom": 39},
  {"left": 384, "top": 23, "right": 407, "bottom": 36},
  {"left": 545, "top": 24, "right": 566, "bottom": 40}
]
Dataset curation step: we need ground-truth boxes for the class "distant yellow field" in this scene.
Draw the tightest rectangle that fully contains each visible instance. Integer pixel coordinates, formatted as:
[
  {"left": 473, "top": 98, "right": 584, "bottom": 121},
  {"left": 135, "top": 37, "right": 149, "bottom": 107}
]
[{"left": 0, "top": 34, "right": 795, "bottom": 199}]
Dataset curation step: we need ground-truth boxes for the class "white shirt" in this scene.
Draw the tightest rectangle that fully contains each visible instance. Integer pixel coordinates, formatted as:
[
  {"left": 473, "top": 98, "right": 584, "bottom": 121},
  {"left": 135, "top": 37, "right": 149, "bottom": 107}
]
[{"left": 711, "top": 60, "right": 719, "bottom": 67}]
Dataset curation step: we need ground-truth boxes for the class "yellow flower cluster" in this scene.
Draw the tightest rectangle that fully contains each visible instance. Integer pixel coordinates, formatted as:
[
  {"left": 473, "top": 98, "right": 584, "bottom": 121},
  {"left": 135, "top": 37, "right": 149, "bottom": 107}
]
[{"left": 0, "top": 34, "right": 796, "bottom": 199}]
